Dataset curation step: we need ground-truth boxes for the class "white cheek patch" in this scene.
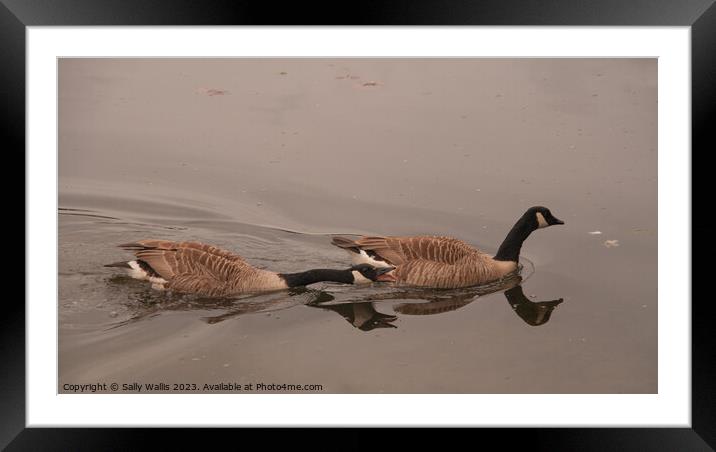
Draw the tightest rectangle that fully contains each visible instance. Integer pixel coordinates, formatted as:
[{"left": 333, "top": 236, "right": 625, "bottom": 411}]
[
  {"left": 351, "top": 270, "right": 373, "bottom": 284},
  {"left": 536, "top": 212, "right": 549, "bottom": 228}
]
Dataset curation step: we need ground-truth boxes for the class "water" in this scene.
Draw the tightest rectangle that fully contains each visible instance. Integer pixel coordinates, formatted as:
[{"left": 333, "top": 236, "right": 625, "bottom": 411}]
[{"left": 59, "top": 58, "right": 657, "bottom": 393}]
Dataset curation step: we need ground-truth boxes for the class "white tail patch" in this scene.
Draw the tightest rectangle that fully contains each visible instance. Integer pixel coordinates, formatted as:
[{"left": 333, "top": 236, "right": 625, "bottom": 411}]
[
  {"left": 151, "top": 282, "right": 167, "bottom": 291},
  {"left": 127, "top": 260, "right": 149, "bottom": 280},
  {"left": 349, "top": 249, "right": 393, "bottom": 269},
  {"left": 127, "top": 261, "right": 168, "bottom": 287}
]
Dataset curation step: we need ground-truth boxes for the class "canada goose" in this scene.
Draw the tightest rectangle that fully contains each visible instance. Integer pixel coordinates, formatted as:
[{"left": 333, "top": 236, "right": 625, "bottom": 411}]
[
  {"left": 331, "top": 206, "right": 564, "bottom": 289},
  {"left": 105, "top": 239, "right": 394, "bottom": 297}
]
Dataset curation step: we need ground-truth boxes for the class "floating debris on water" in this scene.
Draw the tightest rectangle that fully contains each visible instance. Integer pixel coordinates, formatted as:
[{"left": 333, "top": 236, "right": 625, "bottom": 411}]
[
  {"left": 588, "top": 231, "right": 602, "bottom": 235},
  {"left": 279, "top": 71, "right": 288, "bottom": 75},
  {"left": 362, "top": 81, "right": 380, "bottom": 87},
  {"left": 632, "top": 228, "right": 652, "bottom": 234},
  {"left": 604, "top": 239, "right": 620, "bottom": 248},
  {"left": 196, "top": 87, "right": 229, "bottom": 96}
]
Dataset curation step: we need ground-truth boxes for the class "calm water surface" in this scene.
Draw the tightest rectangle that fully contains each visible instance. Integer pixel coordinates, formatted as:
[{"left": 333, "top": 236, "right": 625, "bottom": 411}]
[{"left": 59, "top": 59, "right": 657, "bottom": 393}]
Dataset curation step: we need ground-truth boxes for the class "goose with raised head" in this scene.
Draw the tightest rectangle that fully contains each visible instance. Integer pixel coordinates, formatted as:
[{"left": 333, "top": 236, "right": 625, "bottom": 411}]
[
  {"left": 331, "top": 206, "right": 564, "bottom": 289},
  {"left": 105, "top": 239, "right": 394, "bottom": 297}
]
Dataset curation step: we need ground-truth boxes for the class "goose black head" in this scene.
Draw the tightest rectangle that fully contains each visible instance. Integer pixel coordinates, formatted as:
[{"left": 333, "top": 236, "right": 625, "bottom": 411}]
[
  {"left": 525, "top": 206, "right": 564, "bottom": 230},
  {"left": 350, "top": 264, "right": 397, "bottom": 283}
]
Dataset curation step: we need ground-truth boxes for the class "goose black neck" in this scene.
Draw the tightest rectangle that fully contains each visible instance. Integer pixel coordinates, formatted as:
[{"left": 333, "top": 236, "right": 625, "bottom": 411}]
[
  {"left": 279, "top": 269, "right": 353, "bottom": 288},
  {"left": 493, "top": 214, "right": 535, "bottom": 262}
]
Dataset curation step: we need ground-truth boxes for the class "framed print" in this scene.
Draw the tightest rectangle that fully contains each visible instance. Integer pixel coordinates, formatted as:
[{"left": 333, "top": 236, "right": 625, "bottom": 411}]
[{"left": 8, "top": 0, "right": 713, "bottom": 449}]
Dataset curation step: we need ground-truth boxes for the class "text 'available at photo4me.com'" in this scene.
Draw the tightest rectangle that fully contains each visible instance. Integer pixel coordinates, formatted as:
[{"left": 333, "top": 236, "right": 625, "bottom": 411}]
[{"left": 62, "top": 381, "right": 325, "bottom": 393}]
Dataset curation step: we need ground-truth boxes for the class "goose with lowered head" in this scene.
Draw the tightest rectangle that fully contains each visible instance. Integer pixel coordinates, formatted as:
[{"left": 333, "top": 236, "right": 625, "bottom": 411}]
[{"left": 105, "top": 239, "right": 394, "bottom": 297}]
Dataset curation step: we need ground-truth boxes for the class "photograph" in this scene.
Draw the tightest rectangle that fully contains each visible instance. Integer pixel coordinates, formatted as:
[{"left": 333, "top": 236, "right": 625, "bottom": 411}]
[{"left": 58, "top": 57, "right": 657, "bottom": 394}]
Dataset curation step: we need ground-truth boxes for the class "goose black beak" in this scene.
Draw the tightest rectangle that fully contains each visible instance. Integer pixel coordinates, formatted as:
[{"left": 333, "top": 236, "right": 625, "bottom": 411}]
[
  {"left": 552, "top": 218, "right": 565, "bottom": 225},
  {"left": 376, "top": 266, "right": 397, "bottom": 282}
]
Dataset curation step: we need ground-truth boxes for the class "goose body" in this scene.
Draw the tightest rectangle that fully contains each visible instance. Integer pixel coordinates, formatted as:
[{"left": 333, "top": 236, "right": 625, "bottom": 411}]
[
  {"left": 332, "top": 235, "right": 515, "bottom": 289},
  {"left": 332, "top": 206, "right": 564, "bottom": 289},
  {"left": 106, "top": 239, "right": 392, "bottom": 297}
]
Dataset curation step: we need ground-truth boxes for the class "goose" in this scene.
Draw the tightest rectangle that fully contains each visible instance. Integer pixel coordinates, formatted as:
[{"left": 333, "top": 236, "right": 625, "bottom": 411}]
[
  {"left": 331, "top": 206, "right": 564, "bottom": 289},
  {"left": 105, "top": 239, "right": 394, "bottom": 297}
]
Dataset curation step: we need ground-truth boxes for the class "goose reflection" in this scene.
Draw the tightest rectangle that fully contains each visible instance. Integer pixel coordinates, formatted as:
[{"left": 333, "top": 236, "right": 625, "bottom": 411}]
[
  {"left": 307, "top": 276, "right": 563, "bottom": 330},
  {"left": 503, "top": 285, "right": 563, "bottom": 326},
  {"left": 106, "top": 275, "right": 323, "bottom": 328},
  {"left": 311, "top": 296, "right": 398, "bottom": 331},
  {"left": 107, "top": 274, "right": 563, "bottom": 329}
]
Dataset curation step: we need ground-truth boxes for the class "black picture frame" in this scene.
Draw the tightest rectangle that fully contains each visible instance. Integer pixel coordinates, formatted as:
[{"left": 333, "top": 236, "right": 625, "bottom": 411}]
[{"left": 7, "top": 0, "right": 712, "bottom": 449}]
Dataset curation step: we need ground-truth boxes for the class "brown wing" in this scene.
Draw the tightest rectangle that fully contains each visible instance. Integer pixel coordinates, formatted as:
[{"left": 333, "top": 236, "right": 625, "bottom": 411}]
[
  {"left": 120, "top": 240, "right": 248, "bottom": 264},
  {"left": 348, "top": 236, "right": 409, "bottom": 265},
  {"left": 345, "top": 235, "right": 483, "bottom": 266},
  {"left": 133, "top": 246, "right": 250, "bottom": 281}
]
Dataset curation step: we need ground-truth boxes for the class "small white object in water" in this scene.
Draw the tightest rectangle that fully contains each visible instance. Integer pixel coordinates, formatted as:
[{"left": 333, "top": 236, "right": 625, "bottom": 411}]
[
  {"left": 604, "top": 239, "right": 620, "bottom": 248},
  {"left": 588, "top": 231, "right": 602, "bottom": 235}
]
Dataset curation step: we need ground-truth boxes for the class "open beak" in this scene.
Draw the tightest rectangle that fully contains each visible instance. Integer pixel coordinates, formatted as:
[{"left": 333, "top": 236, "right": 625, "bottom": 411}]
[{"left": 375, "top": 267, "right": 397, "bottom": 282}]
